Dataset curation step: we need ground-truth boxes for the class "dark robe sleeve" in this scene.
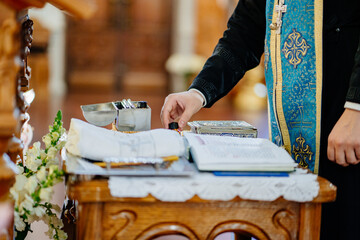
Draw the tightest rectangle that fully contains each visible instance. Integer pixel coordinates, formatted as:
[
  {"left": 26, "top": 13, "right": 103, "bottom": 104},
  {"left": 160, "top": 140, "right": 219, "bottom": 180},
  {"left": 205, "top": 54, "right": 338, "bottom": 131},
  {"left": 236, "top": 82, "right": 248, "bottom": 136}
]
[
  {"left": 346, "top": 37, "right": 360, "bottom": 104},
  {"left": 189, "top": 0, "right": 266, "bottom": 107}
]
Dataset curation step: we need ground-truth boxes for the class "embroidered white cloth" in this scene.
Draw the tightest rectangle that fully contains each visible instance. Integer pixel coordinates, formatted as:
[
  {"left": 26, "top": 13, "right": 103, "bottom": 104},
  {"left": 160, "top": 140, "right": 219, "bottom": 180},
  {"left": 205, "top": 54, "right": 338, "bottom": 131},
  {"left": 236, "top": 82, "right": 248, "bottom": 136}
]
[
  {"left": 108, "top": 169, "right": 319, "bottom": 202},
  {"left": 65, "top": 118, "right": 186, "bottom": 160}
]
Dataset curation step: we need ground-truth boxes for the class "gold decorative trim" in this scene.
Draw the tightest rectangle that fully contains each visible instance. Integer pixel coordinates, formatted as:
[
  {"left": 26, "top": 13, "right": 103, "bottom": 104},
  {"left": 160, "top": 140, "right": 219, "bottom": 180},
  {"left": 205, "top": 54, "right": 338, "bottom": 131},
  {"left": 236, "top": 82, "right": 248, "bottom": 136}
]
[
  {"left": 267, "top": 99, "right": 272, "bottom": 141},
  {"left": 275, "top": 34, "right": 291, "bottom": 153},
  {"left": 270, "top": 0, "right": 291, "bottom": 153},
  {"left": 270, "top": 0, "right": 279, "bottom": 145},
  {"left": 314, "top": 0, "right": 323, "bottom": 174}
]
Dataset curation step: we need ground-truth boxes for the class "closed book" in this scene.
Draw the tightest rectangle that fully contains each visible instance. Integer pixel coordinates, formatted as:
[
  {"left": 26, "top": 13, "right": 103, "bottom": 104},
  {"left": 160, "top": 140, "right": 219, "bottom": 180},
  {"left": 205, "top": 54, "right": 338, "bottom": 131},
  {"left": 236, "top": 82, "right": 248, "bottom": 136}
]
[{"left": 187, "top": 120, "right": 257, "bottom": 138}]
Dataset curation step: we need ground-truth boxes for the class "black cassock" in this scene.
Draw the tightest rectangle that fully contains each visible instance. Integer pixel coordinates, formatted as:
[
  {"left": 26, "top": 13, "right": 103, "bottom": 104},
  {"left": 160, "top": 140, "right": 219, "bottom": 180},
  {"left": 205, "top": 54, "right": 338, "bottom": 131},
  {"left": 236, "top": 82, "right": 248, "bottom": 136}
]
[{"left": 189, "top": 0, "right": 360, "bottom": 239}]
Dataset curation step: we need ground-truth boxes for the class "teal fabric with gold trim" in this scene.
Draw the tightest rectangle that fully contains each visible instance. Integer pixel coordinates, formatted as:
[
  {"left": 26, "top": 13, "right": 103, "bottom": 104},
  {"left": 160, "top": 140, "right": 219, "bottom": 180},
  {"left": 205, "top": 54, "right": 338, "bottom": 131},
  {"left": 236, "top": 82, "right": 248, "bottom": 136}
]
[{"left": 265, "top": 0, "right": 319, "bottom": 172}]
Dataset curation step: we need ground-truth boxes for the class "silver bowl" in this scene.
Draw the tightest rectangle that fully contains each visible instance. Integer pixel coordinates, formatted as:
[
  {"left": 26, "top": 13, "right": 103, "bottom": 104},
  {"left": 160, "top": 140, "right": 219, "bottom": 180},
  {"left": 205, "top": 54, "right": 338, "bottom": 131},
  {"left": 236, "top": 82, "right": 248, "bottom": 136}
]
[{"left": 81, "top": 102, "right": 116, "bottom": 126}]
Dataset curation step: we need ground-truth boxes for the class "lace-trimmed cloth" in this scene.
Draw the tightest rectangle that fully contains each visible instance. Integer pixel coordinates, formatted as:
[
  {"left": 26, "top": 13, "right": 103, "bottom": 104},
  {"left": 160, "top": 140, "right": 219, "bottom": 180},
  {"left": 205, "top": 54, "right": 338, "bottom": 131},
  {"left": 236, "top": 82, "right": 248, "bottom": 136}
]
[{"left": 108, "top": 169, "right": 319, "bottom": 202}]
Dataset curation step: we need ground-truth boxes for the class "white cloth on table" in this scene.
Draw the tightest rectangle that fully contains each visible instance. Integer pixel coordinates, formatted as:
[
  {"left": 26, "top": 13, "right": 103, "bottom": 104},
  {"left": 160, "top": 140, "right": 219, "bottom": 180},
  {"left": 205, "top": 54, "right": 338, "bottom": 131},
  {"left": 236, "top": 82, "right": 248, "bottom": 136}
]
[
  {"left": 65, "top": 118, "right": 186, "bottom": 160},
  {"left": 108, "top": 168, "right": 319, "bottom": 202}
]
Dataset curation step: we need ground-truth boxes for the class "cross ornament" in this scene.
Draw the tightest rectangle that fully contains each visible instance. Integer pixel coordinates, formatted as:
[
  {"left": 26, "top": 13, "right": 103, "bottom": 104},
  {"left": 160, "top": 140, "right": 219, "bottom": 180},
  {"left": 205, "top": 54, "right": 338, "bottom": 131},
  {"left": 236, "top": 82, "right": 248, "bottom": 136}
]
[{"left": 270, "top": 0, "right": 287, "bottom": 34}]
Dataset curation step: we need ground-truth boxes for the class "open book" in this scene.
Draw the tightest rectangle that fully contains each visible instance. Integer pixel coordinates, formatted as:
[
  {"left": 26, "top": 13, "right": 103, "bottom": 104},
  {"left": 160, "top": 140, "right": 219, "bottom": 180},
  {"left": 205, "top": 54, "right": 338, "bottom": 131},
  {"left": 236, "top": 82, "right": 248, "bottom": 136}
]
[{"left": 183, "top": 132, "right": 297, "bottom": 172}]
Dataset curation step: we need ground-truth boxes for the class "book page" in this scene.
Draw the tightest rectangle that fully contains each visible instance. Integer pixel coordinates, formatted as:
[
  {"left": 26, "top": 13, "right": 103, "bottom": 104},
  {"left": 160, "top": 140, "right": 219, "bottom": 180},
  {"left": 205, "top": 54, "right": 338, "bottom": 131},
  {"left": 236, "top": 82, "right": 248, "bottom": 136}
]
[{"left": 183, "top": 132, "right": 295, "bottom": 166}]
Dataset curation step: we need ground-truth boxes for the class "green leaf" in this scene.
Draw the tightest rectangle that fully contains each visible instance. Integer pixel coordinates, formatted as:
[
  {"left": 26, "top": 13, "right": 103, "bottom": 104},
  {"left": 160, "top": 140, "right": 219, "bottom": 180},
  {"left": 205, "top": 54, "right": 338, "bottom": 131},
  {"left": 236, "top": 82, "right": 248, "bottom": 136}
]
[{"left": 56, "top": 110, "right": 62, "bottom": 122}]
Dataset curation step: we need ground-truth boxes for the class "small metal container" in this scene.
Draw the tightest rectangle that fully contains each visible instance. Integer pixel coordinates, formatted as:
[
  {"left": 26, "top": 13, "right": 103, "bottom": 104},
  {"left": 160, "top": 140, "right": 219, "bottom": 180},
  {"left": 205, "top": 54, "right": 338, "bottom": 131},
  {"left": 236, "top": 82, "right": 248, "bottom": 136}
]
[
  {"left": 81, "top": 101, "right": 151, "bottom": 131},
  {"left": 113, "top": 101, "right": 151, "bottom": 131}
]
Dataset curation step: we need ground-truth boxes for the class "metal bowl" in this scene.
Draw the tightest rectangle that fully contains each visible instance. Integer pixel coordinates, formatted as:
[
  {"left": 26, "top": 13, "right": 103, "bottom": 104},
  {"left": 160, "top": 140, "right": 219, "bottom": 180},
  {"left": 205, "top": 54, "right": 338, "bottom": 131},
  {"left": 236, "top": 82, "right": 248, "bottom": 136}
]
[{"left": 81, "top": 102, "right": 116, "bottom": 126}]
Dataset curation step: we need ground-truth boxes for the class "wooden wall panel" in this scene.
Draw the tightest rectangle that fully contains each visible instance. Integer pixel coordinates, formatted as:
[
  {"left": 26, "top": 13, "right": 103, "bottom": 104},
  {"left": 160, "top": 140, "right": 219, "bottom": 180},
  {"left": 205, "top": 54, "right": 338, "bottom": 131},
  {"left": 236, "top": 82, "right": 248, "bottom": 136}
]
[{"left": 66, "top": 0, "right": 172, "bottom": 92}]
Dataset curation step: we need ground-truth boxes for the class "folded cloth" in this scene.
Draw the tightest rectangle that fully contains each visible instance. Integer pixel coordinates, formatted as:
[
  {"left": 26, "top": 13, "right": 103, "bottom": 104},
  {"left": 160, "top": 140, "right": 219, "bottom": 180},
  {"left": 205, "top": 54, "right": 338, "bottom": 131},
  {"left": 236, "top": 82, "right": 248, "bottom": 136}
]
[{"left": 65, "top": 118, "right": 186, "bottom": 160}]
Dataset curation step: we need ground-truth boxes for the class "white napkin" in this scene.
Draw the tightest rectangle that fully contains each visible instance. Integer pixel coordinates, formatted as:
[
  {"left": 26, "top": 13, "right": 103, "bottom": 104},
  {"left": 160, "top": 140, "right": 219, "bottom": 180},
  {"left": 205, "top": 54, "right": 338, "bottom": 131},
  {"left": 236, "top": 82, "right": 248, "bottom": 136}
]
[{"left": 65, "top": 118, "right": 186, "bottom": 160}]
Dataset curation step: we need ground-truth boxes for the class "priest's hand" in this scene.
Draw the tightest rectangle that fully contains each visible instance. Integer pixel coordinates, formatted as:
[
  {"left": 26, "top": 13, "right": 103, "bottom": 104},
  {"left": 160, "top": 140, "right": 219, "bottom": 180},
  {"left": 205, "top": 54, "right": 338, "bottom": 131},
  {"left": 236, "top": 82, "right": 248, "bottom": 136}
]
[
  {"left": 161, "top": 90, "right": 204, "bottom": 130},
  {"left": 327, "top": 108, "right": 360, "bottom": 166}
]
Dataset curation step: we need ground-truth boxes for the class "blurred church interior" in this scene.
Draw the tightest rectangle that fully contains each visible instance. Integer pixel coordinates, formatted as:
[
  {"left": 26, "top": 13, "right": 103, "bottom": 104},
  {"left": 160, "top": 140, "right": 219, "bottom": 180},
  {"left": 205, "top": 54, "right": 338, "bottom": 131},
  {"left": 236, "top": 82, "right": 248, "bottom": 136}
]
[{"left": 24, "top": 0, "right": 268, "bottom": 239}]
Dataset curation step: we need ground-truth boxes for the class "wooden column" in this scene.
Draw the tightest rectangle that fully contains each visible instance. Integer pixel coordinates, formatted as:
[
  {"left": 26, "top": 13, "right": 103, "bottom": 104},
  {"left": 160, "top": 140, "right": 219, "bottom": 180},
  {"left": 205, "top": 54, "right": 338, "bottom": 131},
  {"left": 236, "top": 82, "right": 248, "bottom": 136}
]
[{"left": 0, "top": 3, "right": 21, "bottom": 239}]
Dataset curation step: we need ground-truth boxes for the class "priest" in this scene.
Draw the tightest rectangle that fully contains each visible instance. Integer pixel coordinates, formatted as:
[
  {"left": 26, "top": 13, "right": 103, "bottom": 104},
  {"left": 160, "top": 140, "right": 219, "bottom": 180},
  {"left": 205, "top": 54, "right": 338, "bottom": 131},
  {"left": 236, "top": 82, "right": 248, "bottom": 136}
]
[{"left": 161, "top": 0, "right": 360, "bottom": 239}]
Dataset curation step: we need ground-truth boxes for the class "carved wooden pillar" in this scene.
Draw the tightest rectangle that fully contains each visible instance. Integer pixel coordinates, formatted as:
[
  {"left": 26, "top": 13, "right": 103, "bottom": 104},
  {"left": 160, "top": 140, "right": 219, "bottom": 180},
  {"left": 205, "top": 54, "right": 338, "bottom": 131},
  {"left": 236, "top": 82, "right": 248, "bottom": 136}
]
[
  {"left": 0, "top": 3, "right": 21, "bottom": 239},
  {"left": 8, "top": 15, "right": 34, "bottom": 163}
]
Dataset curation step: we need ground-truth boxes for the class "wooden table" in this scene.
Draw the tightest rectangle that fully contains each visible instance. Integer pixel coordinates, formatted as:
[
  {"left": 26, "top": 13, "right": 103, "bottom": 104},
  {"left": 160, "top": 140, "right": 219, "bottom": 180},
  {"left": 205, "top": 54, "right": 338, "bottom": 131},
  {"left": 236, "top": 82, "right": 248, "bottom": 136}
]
[{"left": 66, "top": 175, "right": 336, "bottom": 240}]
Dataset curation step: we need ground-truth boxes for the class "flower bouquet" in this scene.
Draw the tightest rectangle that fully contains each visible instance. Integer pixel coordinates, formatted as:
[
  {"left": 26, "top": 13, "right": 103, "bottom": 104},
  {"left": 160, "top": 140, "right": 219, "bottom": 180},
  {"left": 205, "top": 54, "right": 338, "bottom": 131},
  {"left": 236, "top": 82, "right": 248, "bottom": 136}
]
[{"left": 10, "top": 111, "right": 67, "bottom": 240}]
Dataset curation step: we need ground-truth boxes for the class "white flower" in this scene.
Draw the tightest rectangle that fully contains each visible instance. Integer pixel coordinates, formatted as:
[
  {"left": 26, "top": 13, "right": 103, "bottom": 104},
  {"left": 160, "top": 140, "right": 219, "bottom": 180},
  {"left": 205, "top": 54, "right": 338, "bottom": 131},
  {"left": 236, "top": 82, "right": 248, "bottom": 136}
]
[
  {"left": 19, "top": 194, "right": 34, "bottom": 215},
  {"left": 40, "top": 150, "right": 47, "bottom": 160},
  {"left": 50, "top": 215, "right": 63, "bottom": 228},
  {"left": 14, "top": 211, "right": 26, "bottom": 231},
  {"left": 13, "top": 174, "right": 27, "bottom": 192},
  {"left": 46, "top": 158, "right": 59, "bottom": 167},
  {"left": 36, "top": 166, "right": 47, "bottom": 182},
  {"left": 45, "top": 224, "right": 53, "bottom": 238},
  {"left": 25, "top": 142, "right": 43, "bottom": 171},
  {"left": 17, "top": 165, "right": 24, "bottom": 174},
  {"left": 11, "top": 174, "right": 28, "bottom": 207},
  {"left": 25, "top": 154, "right": 42, "bottom": 172},
  {"left": 57, "top": 229, "right": 68, "bottom": 240},
  {"left": 24, "top": 175, "right": 38, "bottom": 194},
  {"left": 49, "top": 165, "right": 58, "bottom": 176},
  {"left": 51, "top": 131, "right": 60, "bottom": 141},
  {"left": 39, "top": 187, "right": 53, "bottom": 202},
  {"left": 47, "top": 147, "right": 58, "bottom": 160},
  {"left": 10, "top": 187, "right": 19, "bottom": 205},
  {"left": 43, "top": 214, "right": 50, "bottom": 225},
  {"left": 30, "top": 142, "right": 41, "bottom": 154},
  {"left": 33, "top": 206, "right": 46, "bottom": 218},
  {"left": 42, "top": 134, "right": 52, "bottom": 149},
  {"left": 27, "top": 214, "right": 40, "bottom": 223}
]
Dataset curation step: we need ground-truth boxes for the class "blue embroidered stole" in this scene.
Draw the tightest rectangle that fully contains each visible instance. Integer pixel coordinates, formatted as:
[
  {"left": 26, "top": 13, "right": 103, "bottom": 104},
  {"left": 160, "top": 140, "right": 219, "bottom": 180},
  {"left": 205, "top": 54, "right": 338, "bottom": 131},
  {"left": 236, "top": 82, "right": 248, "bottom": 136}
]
[{"left": 264, "top": 0, "right": 323, "bottom": 173}]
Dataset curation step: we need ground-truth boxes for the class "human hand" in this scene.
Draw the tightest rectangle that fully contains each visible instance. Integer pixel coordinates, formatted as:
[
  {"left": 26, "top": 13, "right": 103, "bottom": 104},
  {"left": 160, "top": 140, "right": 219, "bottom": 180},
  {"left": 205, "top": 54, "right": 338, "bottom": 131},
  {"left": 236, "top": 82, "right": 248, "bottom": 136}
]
[
  {"left": 327, "top": 109, "right": 360, "bottom": 166},
  {"left": 161, "top": 90, "right": 204, "bottom": 130}
]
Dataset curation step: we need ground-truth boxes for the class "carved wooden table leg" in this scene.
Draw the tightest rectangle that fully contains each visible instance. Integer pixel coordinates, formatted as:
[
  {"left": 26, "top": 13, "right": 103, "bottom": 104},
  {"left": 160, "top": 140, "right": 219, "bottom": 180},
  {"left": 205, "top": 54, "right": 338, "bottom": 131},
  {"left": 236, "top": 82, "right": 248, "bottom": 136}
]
[
  {"left": 77, "top": 202, "right": 104, "bottom": 240},
  {"left": 298, "top": 203, "right": 322, "bottom": 240}
]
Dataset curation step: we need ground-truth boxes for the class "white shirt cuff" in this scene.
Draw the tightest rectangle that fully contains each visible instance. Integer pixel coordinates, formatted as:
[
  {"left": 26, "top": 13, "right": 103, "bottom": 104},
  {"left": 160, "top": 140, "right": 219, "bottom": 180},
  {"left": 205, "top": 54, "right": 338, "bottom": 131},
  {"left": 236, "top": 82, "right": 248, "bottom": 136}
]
[
  {"left": 189, "top": 88, "right": 207, "bottom": 107},
  {"left": 344, "top": 101, "right": 360, "bottom": 111}
]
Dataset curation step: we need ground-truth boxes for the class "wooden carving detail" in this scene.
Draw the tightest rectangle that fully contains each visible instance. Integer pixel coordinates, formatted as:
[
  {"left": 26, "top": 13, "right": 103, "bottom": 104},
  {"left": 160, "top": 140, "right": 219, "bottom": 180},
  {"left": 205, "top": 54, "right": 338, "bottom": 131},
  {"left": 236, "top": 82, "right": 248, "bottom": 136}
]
[
  {"left": 272, "top": 209, "right": 296, "bottom": 240},
  {"left": 103, "top": 210, "right": 137, "bottom": 240},
  {"left": 19, "top": 18, "right": 33, "bottom": 92},
  {"left": 7, "top": 17, "right": 34, "bottom": 163},
  {"left": 16, "top": 17, "right": 33, "bottom": 117},
  {"left": 0, "top": 17, "right": 19, "bottom": 134},
  {"left": 207, "top": 221, "right": 270, "bottom": 240},
  {"left": 135, "top": 222, "right": 199, "bottom": 240}
]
